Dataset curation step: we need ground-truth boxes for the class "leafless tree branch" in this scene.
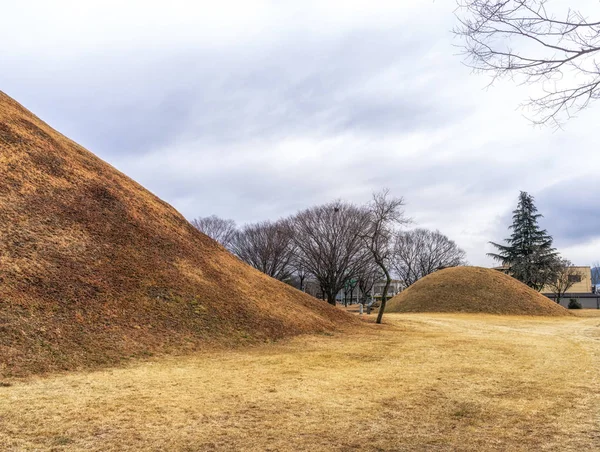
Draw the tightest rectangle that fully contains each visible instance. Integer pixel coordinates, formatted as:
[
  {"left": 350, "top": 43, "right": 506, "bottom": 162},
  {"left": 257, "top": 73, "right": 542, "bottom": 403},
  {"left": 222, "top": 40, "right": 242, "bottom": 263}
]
[
  {"left": 230, "top": 219, "right": 295, "bottom": 281},
  {"left": 455, "top": 0, "right": 600, "bottom": 126},
  {"left": 290, "top": 200, "right": 370, "bottom": 306},
  {"left": 191, "top": 215, "right": 237, "bottom": 249},
  {"left": 546, "top": 257, "right": 579, "bottom": 302},
  {"left": 361, "top": 189, "right": 410, "bottom": 324},
  {"left": 393, "top": 228, "right": 467, "bottom": 287}
]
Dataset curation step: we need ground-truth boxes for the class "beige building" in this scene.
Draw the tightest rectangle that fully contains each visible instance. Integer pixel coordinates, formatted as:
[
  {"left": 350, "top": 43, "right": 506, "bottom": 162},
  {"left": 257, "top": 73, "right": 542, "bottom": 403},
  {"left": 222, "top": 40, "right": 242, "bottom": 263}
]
[
  {"left": 493, "top": 265, "right": 593, "bottom": 294},
  {"left": 493, "top": 265, "right": 598, "bottom": 308},
  {"left": 541, "top": 266, "right": 592, "bottom": 294}
]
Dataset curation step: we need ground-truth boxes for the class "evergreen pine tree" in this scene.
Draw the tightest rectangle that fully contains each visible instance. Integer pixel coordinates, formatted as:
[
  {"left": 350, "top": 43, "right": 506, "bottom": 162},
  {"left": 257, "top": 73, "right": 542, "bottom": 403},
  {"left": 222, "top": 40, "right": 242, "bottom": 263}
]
[{"left": 488, "top": 191, "right": 558, "bottom": 291}]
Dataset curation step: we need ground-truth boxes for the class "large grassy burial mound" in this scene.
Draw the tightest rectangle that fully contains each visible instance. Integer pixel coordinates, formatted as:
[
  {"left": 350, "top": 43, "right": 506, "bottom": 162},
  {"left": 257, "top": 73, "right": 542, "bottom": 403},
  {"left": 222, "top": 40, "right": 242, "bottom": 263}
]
[
  {"left": 386, "top": 266, "right": 570, "bottom": 316},
  {"left": 0, "top": 91, "right": 354, "bottom": 377}
]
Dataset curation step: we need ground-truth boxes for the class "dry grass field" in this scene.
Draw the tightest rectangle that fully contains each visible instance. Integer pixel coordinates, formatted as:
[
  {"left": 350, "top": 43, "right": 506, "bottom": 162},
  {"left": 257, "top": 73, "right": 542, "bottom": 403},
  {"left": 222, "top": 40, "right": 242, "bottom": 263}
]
[{"left": 2, "top": 312, "right": 600, "bottom": 451}]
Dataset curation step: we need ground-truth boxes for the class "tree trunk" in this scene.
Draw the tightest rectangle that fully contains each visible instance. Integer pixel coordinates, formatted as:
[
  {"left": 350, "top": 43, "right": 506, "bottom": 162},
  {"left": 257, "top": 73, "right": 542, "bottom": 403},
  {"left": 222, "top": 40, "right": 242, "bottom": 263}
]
[
  {"left": 326, "top": 291, "right": 337, "bottom": 306},
  {"left": 376, "top": 268, "right": 391, "bottom": 324}
]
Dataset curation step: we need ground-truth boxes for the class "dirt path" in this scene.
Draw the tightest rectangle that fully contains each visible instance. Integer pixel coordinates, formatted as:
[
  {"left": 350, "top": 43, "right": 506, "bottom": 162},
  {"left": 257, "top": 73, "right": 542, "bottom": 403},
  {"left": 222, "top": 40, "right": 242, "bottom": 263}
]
[{"left": 1, "top": 313, "right": 600, "bottom": 451}]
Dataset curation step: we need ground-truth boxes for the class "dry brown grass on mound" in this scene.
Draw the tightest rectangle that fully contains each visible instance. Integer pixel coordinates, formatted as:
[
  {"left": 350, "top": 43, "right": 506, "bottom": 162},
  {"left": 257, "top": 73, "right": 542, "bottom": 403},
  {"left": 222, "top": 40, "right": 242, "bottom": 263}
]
[
  {"left": 0, "top": 91, "right": 355, "bottom": 378},
  {"left": 386, "top": 266, "right": 570, "bottom": 316}
]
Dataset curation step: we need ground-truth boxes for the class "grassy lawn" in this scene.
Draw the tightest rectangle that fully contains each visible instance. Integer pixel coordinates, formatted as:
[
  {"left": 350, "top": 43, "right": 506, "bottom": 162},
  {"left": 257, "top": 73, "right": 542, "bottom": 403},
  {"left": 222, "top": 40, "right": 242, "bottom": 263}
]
[{"left": 2, "top": 312, "right": 600, "bottom": 451}]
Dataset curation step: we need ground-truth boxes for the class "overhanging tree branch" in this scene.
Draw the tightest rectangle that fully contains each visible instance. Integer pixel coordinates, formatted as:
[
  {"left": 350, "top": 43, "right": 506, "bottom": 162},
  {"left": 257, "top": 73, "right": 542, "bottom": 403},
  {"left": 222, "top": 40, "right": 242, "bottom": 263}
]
[{"left": 454, "top": 0, "right": 600, "bottom": 126}]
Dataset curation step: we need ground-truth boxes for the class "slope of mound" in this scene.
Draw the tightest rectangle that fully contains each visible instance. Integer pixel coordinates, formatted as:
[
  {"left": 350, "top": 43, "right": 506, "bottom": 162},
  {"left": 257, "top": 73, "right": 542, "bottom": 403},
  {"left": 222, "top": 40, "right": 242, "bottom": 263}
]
[
  {"left": 386, "top": 266, "right": 570, "bottom": 316},
  {"left": 0, "top": 91, "right": 354, "bottom": 378}
]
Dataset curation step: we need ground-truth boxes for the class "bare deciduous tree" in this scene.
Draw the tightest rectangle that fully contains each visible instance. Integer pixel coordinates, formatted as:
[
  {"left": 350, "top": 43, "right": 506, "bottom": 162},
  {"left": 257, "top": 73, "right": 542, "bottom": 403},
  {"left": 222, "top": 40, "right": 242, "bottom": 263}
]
[
  {"left": 362, "top": 190, "right": 409, "bottom": 324},
  {"left": 291, "top": 201, "right": 370, "bottom": 306},
  {"left": 290, "top": 259, "right": 310, "bottom": 292},
  {"left": 230, "top": 220, "right": 295, "bottom": 281},
  {"left": 191, "top": 215, "right": 237, "bottom": 249},
  {"left": 592, "top": 261, "right": 600, "bottom": 293},
  {"left": 455, "top": 0, "right": 600, "bottom": 126},
  {"left": 391, "top": 229, "right": 423, "bottom": 288},
  {"left": 343, "top": 278, "right": 358, "bottom": 307},
  {"left": 356, "top": 262, "right": 383, "bottom": 307},
  {"left": 393, "top": 228, "right": 467, "bottom": 287},
  {"left": 546, "top": 258, "right": 580, "bottom": 303}
]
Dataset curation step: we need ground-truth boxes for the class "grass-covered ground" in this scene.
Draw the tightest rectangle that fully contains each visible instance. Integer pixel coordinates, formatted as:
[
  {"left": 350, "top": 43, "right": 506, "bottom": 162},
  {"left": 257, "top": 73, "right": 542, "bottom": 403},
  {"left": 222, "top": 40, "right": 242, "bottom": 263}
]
[{"left": 2, "top": 312, "right": 600, "bottom": 451}]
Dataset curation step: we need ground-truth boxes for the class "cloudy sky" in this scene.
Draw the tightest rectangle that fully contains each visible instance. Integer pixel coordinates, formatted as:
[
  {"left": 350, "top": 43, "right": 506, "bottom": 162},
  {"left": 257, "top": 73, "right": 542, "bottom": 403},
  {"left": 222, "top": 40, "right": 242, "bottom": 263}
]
[{"left": 2, "top": 0, "right": 598, "bottom": 266}]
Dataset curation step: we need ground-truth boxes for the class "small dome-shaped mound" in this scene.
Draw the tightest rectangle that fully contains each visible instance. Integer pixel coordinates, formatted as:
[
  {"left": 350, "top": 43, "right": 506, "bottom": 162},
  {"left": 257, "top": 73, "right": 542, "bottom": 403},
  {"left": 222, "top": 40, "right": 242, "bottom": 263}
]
[{"left": 386, "top": 266, "right": 570, "bottom": 316}]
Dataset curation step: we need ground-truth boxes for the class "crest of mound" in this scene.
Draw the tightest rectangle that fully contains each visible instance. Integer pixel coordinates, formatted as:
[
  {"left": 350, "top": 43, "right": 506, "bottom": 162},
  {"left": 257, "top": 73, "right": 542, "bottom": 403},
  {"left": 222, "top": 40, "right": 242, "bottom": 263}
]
[
  {"left": 386, "top": 266, "right": 570, "bottom": 316},
  {"left": 0, "top": 91, "right": 355, "bottom": 377}
]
